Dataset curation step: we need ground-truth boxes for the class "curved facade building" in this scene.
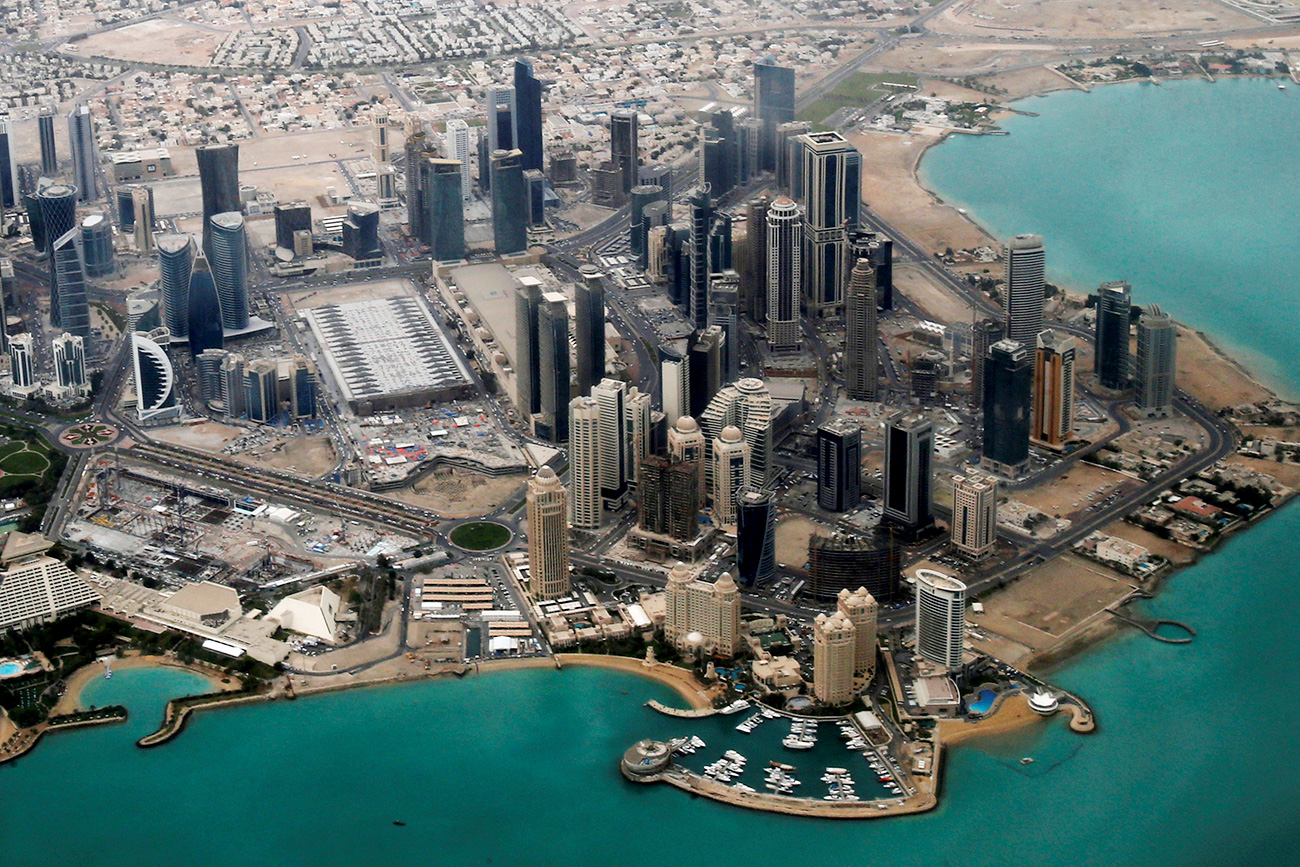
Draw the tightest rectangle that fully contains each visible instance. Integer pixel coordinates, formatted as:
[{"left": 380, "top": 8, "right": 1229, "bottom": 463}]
[
  {"left": 209, "top": 212, "right": 248, "bottom": 330},
  {"left": 807, "top": 529, "right": 901, "bottom": 603},
  {"left": 915, "top": 569, "right": 966, "bottom": 671},
  {"left": 765, "top": 196, "right": 802, "bottom": 350},
  {"left": 132, "top": 328, "right": 179, "bottom": 423},
  {"left": 80, "top": 214, "right": 115, "bottom": 277},
  {"left": 156, "top": 234, "right": 193, "bottom": 338},
  {"left": 735, "top": 487, "right": 776, "bottom": 587},
  {"left": 186, "top": 255, "right": 225, "bottom": 357},
  {"left": 38, "top": 184, "right": 77, "bottom": 263},
  {"left": 51, "top": 229, "right": 91, "bottom": 337}
]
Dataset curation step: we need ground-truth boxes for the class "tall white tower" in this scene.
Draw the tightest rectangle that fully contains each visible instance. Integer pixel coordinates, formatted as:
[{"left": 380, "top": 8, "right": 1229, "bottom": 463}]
[
  {"left": 568, "top": 396, "right": 602, "bottom": 530},
  {"left": 1004, "top": 233, "right": 1045, "bottom": 346},
  {"left": 915, "top": 569, "right": 967, "bottom": 670},
  {"left": 445, "top": 118, "right": 474, "bottom": 202},
  {"left": 710, "top": 425, "right": 750, "bottom": 527},
  {"left": 527, "top": 467, "right": 570, "bottom": 600},
  {"left": 765, "top": 196, "right": 802, "bottom": 350}
]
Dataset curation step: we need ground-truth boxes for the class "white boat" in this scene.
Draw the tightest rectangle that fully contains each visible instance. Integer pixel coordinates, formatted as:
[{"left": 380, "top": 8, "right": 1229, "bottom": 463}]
[
  {"left": 827, "top": 767, "right": 848, "bottom": 775},
  {"left": 719, "top": 699, "right": 751, "bottom": 715},
  {"left": 690, "top": 736, "right": 706, "bottom": 748}
]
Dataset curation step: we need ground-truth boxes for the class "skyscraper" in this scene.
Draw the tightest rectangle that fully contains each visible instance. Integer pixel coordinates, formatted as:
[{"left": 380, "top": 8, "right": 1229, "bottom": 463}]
[
  {"left": 688, "top": 187, "right": 712, "bottom": 330},
  {"left": 1135, "top": 305, "right": 1177, "bottom": 418},
  {"left": 51, "top": 230, "right": 91, "bottom": 338},
  {"left": 274, "top": 202, "right": 312, "bottom": 253},
  {"left": 80, "top": 214, "right": 114, "bottom": 277},
  {"left": 513, "top": 59, "right": 545, "bottom": 173},
  {"left": 186, "top": 253, "right": 224, "bottom": 357},
  {"left": 156, "top": 234, "right": 193, "bottom": 339},
  {"left": 538, "top": 292, "right": 570, "bottom": 443},
  {"left": 776, "top": 120, "right": 812, "bottom": 194},
  {"left": 982, "top": 339, "right": 1033, "bottom": 476},
  {"left": 710, "top": 425, "right": 750, "bottom": 527},
  {"left": 882, "top": 412, "right": 934, "bottom": 540},
  {"left": 36, "top": 183, "right": 77, "bottom": 257},
  {"left": 951, "top": 474, "right": 997, "bottom": 559},
  {"left": 660, "top": 347, "right": 689, "bottom": 428},
  {"left": 845, "top": 228, "right": 894, "bottom": 310},
  {"left": 527, "top": 466, "right": 570, "bottom": 600},
  {"left": 0, "top": 114, "right": 18, "bottom": 209},
  {"left": 490, "top": 149, "right": 527, "bottom": 255},
  {"left": 624, "top": 387, "right": 652, "bottom": 490},
  {"left": 637, "top": 455, "right": 700, "bottom": 543},
  {"left": 817, "top": 419, "right": 861, "bottom": 513},
  {"left": 610, "top": 110, "right": 639, "bottom": 194},
  {"left": 915, "top": 569, "right": 966, "bottom": 671},
  {"left": 844, "top": 257, "right": 879, "bottom": 400},
  {"left": 700, "top": 377, "right": 773, "bottom": 490},
  {"left": 131, "top": 328, "right": 179, "bottom": 423},
  {"left": 52, "top": 333, "right": 87, "bottom": 390},
  {"left": 765, "top": 195, "right": 802, "bottom": 350},
  {"left": 67, "top": 105, "right": 97, "bottom": 201},
  {"left": 485, "top": 86, "right": 517, "bottom": 155},
  {"left": 196, "top": 349, "right": 228, "bottom": 405},
  {"left": 741, "top": 196, "right": 769, "bottom": 323},
  {"left": 290, "top": 356, "right": 317, "bottom": 419},
  {"left": 443, "top": 119, "right": 473, "bottom": 202},
  {"left": 707, "top": 269, "right": 741, "bottom": 384},
  {"left": 754, "top": 55, "right": 796, "bottom": 171},
  {"left": 735, "top": 487, "right": 776, "bottom": 587},
  {"left": 341, "top": 201, "right": 382, "bottom": 262},
  {"left": 132, "top": 186, "right": 155, "bottom": 253},
  {"left": 813, "top": 611, "right": 856, "bottom": 706},
  {"left": 796, "top": 131, "right": 860, "bottom": 318},
  {"left": 970, "top": 318, "right": 1004, "bottom": 410},
  {"left": 837, "top": 586, "right": 878, "bottom": 681},
  {"left": 591, "top": 378, "right": 628, "bottom": 508},
  {"left": 38, "top": 107, "right": 58, "bottom": 177},
  {"left": 208, "top": 212, "right": 249, "bottom": 330},
  {"left": 244, "top": 359, "right": 279, "bottom": 423},
  {"left": 196, "top": 144, "right": 239, "bottom": 258},
  {"left": 668, "top": 415, "right": 707, "bottom": 501},
  {"left": 405, "top": 126, "right": 433, "bottom": 234},
  {"left": 629, "top": 183, "right": 664, "bottom": 268},
  {"left": 574, "top": 268, "right": 605, "bottom": 397},
  {"left": 1095, "top": 279, "right": 1132, "bottom": 390},
  {"left": 514, "top": 280, "right": 541, "bottom": 417},
  {"left": 8, "top": 333, "right": 34, "bottom": 389},
  {"left": 688, "top": 325, "right": 724, "bottom": 420},
  {"left": 1032, "top": 329, "right": 1076, "bottom": 449},
  {"left": 1004, "top": 234, "right": 1045, "bottom": 346}
]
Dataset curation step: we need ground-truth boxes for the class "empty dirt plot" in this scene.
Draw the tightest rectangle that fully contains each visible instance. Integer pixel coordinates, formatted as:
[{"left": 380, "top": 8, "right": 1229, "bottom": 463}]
[
  {"left": 238, "top": 435, "right": 337, "bottom": 477},
  {"left": 1014, "top": 462, "right": 1132, "bottom": 517},
  {"left": 388, "top": 468, "right": 523, "bottom": 518},
  {"left": 77, "top": 19, "right": 226, "bottom": 65},
  {"left": 929, "top": 0, "right": 1255, "bottom": 39},
  {"left": 774, "top": 515, "right": 818, "bottom": 570},
  {"left": 974, "top": 553, "right": 1132, "bottom": 646},
  {"left": 150, "top": 421, "right": 246, "bottom": 452}
]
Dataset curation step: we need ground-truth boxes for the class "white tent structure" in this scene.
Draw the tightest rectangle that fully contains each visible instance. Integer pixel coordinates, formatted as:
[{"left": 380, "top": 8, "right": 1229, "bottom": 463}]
[{"left": 266, "top": 585, "right": 341, "bottom": 643}]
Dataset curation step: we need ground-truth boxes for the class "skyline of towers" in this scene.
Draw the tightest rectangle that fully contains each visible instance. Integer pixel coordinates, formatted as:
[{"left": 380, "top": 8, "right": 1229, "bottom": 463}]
[
  {"left": 1032, "top": 329, "right": 1076, "bottom": 449},
  {"left": 844, "top": 256, "right": 879, "bottom": 400},
  {"left": 196, "top": 143, "right": 239, "bottom": 258},
  {"left": 208, "top": 211, "right": 249, "bottom": 330},
  {"left": 527, "top": 466, "right": 570, "bottom": 601},
  {"left": 68, "top": 105, "right": 97, "bottom": 201},
  {"left": 537, "top": 291, "right": 570, "bottom": 443},
  {"left": 1135, "top": 305, "right": 1177, "bottom": 418},
  {"left": 490, "top": 148, "right": 527, "bottom": 255},
  {"left": 817, "top": 419, "right": 861, "bottom": 514},
  {"left": 1004, "top": 233, "right": 1045, "bottom": 346},
  {"left": 982, "top": 338, "right": 1033, "bottom": 476},
  {"left": 610, "top": 110, "right": 639, "bottom": 194},
  {"left": 796, "top": 130, "right": 861, "bottom": 319},
  {"left": 765, "top": 195, "right": 802, "bottom": 350},
  {"left": 881, "top": 411, "right": 935, "bottom": 540},
  {"left": 915, "top": 570, "right": 966, "bottom": 671},
  {"left": 1095, "top": 279, "right": 1132, "bottom": 390},
  {"left": 951, "top": 474, "right": 998, "bottom": 559}
]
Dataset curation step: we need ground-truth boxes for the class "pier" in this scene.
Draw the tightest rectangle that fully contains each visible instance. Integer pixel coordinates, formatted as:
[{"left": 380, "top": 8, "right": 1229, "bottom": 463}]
[
  {"left": 1105, "top": 591, "right": 1196, "bottom": 644},
  {"left": 645, "top": 700, "right": 717, "bottom": 718}
]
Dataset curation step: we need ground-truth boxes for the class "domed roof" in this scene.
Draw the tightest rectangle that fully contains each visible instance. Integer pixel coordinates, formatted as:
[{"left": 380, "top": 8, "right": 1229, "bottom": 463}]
[
  {"left": 675, "top": 416, "right": 699, "bottom": 433},
  {"left": 720, "top": 425, "right": 742, "bottom": 442},
  {"left": 715, "top": 572, "right": 737, "bottom": 592},
  {"left": 668, "top": 561, "right": 693, "bottom": 582},
  {"left": 536, "top": 466, "right": 557, "bottom": 481}
]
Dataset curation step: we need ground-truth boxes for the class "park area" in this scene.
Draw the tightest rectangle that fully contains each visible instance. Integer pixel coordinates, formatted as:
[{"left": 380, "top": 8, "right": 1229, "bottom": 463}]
[
  {"left": 798, "top": 72, "right": 919, "bottom": 130},
  {"left": 448, "top": 521, "right": 512, "bottom": 551},
  {"left": 0, "top": 439, "right": 51, "bottom": 487}
]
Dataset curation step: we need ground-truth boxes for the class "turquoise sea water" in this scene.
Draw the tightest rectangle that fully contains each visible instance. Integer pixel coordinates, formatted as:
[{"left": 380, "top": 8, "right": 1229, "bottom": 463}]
[
  {"left": 921, "top": 77, "right": 1300, "bottom": 395},
  {"left": 4, "top": 80, "right": 1300, "bottom": 866}
]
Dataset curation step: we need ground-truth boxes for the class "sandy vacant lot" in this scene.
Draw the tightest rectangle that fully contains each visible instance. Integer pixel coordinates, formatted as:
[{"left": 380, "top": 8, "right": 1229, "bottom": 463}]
[
  {"left": 1176, "top": 325, "right": 1273, "bottom": 411},
  {"left": 849, "top": 130, "right": 990, "bottom": 257},
  {"left": 239, "top": 435, "right": 337, "bottom": 477},
  {"left": 774, "top": 515, "right": 818, "bottom": 570},
  {"left": 976, "top": 552, "right": 1131, "bottom": 642},
  {"left": 893, "top": 263, "right": 977, "bottom": 324},
  {"left": 388, "top": 468, "right": 524, "bottom": 519},
  {"left": 287, "top": 278, "right": 414, "bottom": 311},
  {"left": 929, "top": 0, "right": 1255, "bottom": 39},
  {"left": 78, "top": 19, "right": 227, "bottom": 65},
  {"left": 151, "top": 421, "right": 245, "bottom": 451},
  {"left": 1014, "top": 461, "right": 1132, "bottom": 517}
]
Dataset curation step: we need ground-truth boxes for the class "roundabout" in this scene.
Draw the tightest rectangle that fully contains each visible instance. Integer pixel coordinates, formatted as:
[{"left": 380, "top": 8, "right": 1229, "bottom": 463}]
[
  {"left": 60, "top": 423, "right": 119, "bottom": 449},
  {"left": 447, "top": 520, "right": 514, "bottom": 552}
]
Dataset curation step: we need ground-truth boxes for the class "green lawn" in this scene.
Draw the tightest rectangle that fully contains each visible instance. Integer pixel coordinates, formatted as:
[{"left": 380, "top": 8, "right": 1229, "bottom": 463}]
[
  {"left": 797, "top": 72, "right": 919, "bottom": 130},
  {"left": 448, "top": 522, "right": 512, "bottom": 551},
  {"left": 0, "top": 449, "right": 49, "bottom": 476}
]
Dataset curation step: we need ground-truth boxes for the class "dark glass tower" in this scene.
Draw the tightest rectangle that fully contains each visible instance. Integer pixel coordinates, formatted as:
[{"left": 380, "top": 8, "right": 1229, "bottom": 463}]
[
  {"left": 610, "top": 110, "right": 639, "bottom": 194},
  {"left": 186, "top": 255, "right": 225, "bottom": 357},
  {"left": 196, "top": 143, "right": 240, "bottom": 258},
  {"left": 38, "top": 184, "right": 77, "bottom": 310},
  {"left": 881, "top": 411, "right": 934, "bottom": 540},
  {"left": 982, "top": 339, "right": 1033, "bottom": 476},
  {"left": 490, "top": 149, "right": 527, "bottom": 255},
  {"left": 514, "top": 282, "right": 541, "bottom": 416},
  {"left": 574, "top": 268, "right": 605, "bottom": 398},
  {"left": 513, "top": 59, "right": 545, "bottom": 173},
  {"left": 67, "top": 105, "right": 97, "bottom": 201},
  {"left": 39, "top": 108, "right": 58, "bottom": 176},
  {"left": 425, "top": 159, "right": 465, "bottom": 261},
  {"left": 537, "top": 292, "right": 570, "bottom": 443},
  {"left": 0, "top": 114, "right": 18, "bottom": 209},
  {"left": 1095, "top": 279, "right": 1132, "bottom": 390},
  {"left": 817, "top": 419, "right": 861, "bottom": 513},
  {"left": 754, "top": 56, "right": 795, "bottom": 171},
  {"left": 688, "top": 187, "right": 712, "bottom": 329},
  {"left": 51, "top": 229, "right": 91, "bottom": 338},
  {"left": 735, "top": 487, "right": 776, "bottom": 587}
]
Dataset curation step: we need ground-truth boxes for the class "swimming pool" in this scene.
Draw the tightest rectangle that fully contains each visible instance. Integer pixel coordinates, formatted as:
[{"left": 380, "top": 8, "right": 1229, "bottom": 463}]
[
  {"left": 0, "top": 661, "right": 27, "bottom": 678},
  {"left": 967, "top": 688, "right": 997, "bottom": 715}
]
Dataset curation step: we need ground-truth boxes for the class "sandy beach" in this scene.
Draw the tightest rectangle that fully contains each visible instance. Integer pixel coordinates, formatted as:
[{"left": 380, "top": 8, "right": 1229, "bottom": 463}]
[
  {"left": 938, "top": 694, "right": 1046, "bottom": 747},
  {"left": 55, "top": 654, "right": 234, "bottom": 716}
]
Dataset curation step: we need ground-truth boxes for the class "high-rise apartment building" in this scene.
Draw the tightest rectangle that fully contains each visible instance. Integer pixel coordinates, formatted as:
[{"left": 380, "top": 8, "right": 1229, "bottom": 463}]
[
  {"left": 514, "top": 281, "right": 541, "bottom": 417},
  {"left": 1095, "top": 279, "right": 1132, "bottom": 390},
  {"left": 68, "top": 105, "right": 97, "bottom": 201},
  {"left": 844, "top": 257, "right": 879, "bottom": 400},
  {"left": 52, "top": 333, "right": 87, "bottom": 390},
  {"left": 196, "top": 144, "right": 239, "bottom": 258},
  {"left": 591, "top": 378, "right": 628, "bottom": 509},
  {"left": 710, "top": 426, "right": 751, "bottom": 527},
  {"left": 736, "top": 487, "right": 777, "bottom": 587},
  {"left": 915, "top": 569, "right": 966, "bottom": 671},
  {"left": 982, "top": 339, "right": 1033, "bottom": 476},
  {"left": 765, "top": 196, "right": 802, "bottom": 350},
  {"left": 837, "top": 586, "right": 878, "bottom": 681},
  {"left": 813, "top": 611, "right": 856, "bottom": 706},
  {"left": 537, "top": 292, "right": 570, "bottom": 443},
  {"left": 951, "top": 474, "right": 997, "bottom": 559},
  {"left": 668, "top": 415, "right": 707, "bottom": 501},
  {"left": 817, "top": 419, "right": 861, "bottom": 513},
  {"left": 1004, "top": 234, "right": 1045, "bottom": 346},
  {"left": 638, "top": 455, "right": 701, "bottom": 543},
  {"left": 8, "top": 333, "right": 34, "bottom": 389},
  {"left": 444, "top": 119, "right": 473, "bottom": 202},
  {"left": 490, "top": 149, "right": 527, "bottom": 255},
  {"left": 527, "top": 467, "right": 570, "bottom": 600},
  {"left": 610, "top": 110, "right": 639, "bottom": 194},
  {"left": 568, "top": 396, "right": 601, "bottom": 530},
  {"left": 1135, "top": 305, "right": 1177, "bottom": 418},
  {"left": 741, "top": 196, "right": 769, "bottom": 323},
  {"left": 157, "top": 234, "right": 193, "bottom": 339},
  {"left": 700, "top": 377, "right": 772, "bottom": 490},
  {"left": 688, "top": 187, "right": 713, "bottom": 330},
  {"left": 1032, "top": 329, "right": 1076, "bottom": 449},
  {"left": 881, "top": 412, "right": 934, "bottom": 540},
  {"left": 209, "top": 212, "right": 249, "bottom": 330},
  {"left": 660, "top": 347, "right": 689, "bottom": 428},
  {"left": 796, "top": 131, "right": 860, "bottom": 318}
]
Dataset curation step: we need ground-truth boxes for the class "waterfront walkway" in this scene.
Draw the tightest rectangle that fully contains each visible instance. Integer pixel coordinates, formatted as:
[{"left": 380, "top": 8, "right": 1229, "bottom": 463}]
[{"left": 645, "top": 700, "right": 717, "bottom": 718}]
